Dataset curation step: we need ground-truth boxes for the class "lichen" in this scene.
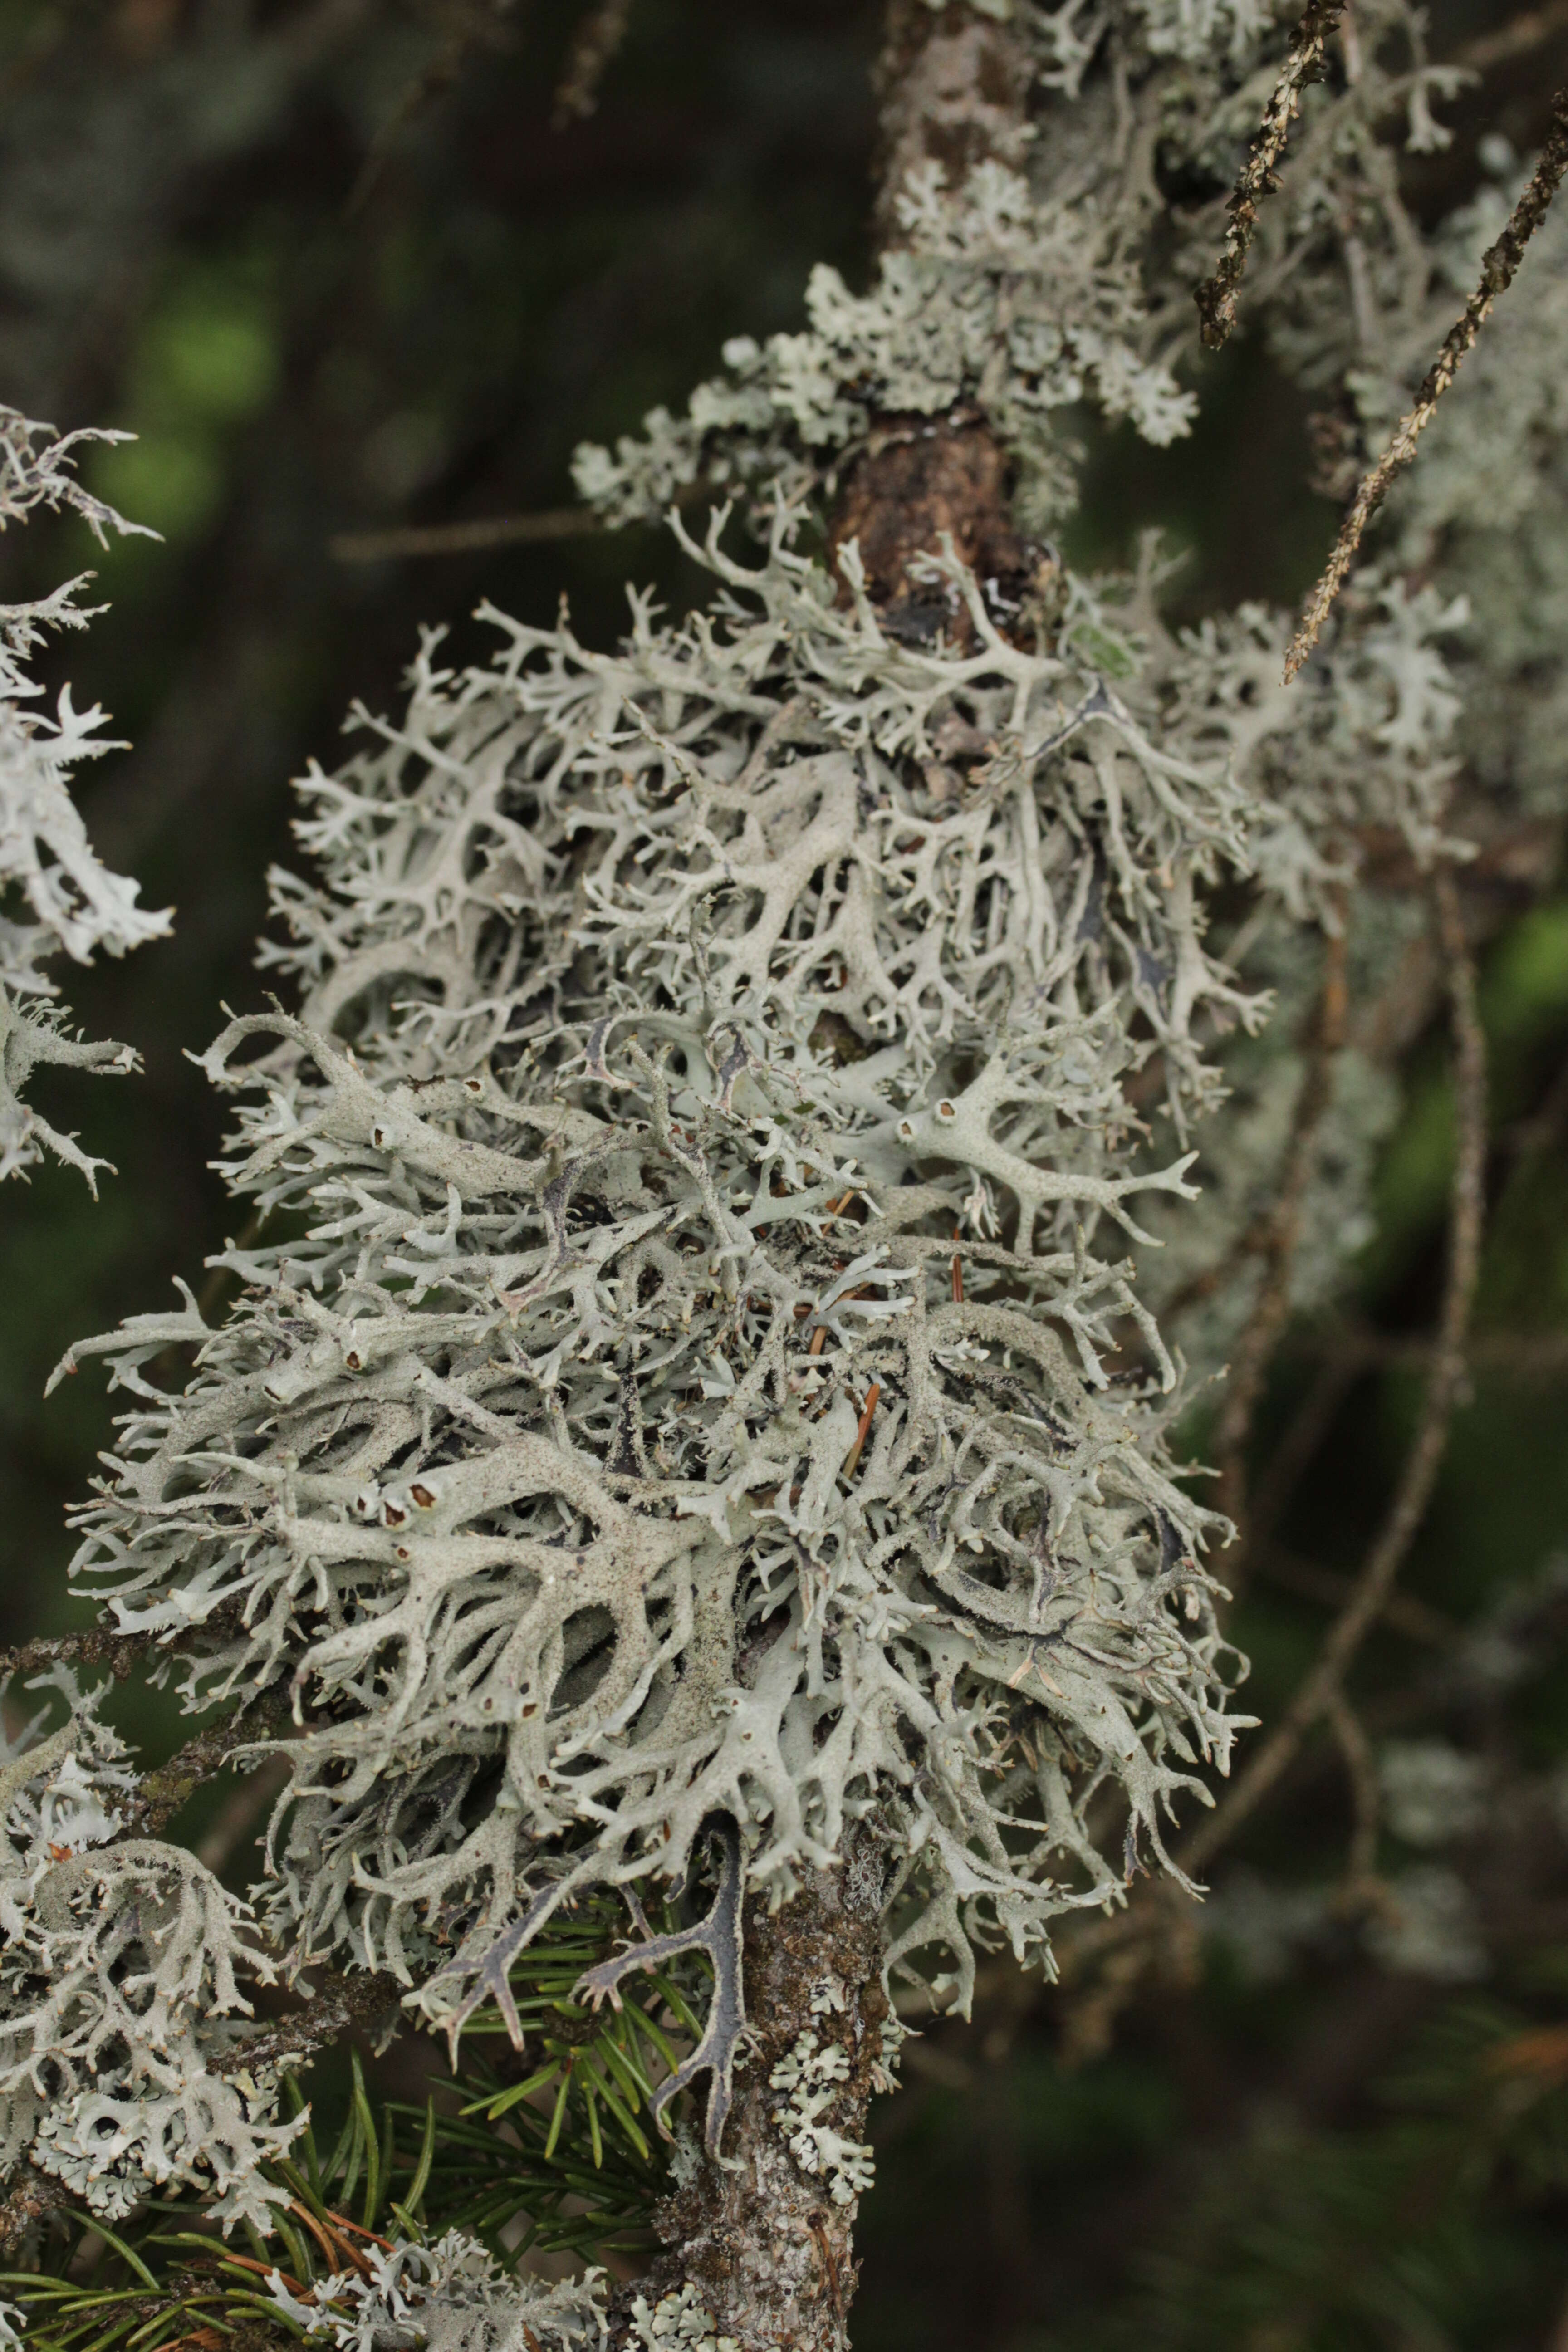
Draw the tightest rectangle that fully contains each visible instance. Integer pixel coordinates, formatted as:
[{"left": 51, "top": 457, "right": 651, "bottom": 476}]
[
  {"left": 262, "top": 2231, "right": 610, "bottom": 2351},
  {"left": 769, "top": 2030, "right": 876, "bottom": 2205},
  {"left": 628, "top": 2283, "right": 740, "bottom": 2352},
  {"left": 0, "top": 406, "right": 167, "bottom": 1186},
  {"left": 0, "top": 1676, "right": 302, "bottom": 2227},
  {"left": 573, "top": 161, "right": 1196, "bottom": 536}
]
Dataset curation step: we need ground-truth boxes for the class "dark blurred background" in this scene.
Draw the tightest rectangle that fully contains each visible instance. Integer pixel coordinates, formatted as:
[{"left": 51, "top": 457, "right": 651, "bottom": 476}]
[{"left": 5, "top": 1, "right": 1568, "bottom": 2345}]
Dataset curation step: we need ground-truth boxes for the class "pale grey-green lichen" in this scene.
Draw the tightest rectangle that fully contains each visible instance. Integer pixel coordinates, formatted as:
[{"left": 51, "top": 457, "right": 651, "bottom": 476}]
[
  {"left": 262, "top": 2232, "right": 609, "bottom": 2351},
  {"left": 572, "top": 161, "right": 1197, "bottom": 536},
  {"left": 628, "top": 2283, "right": 740, "bottom": 2352},
  {"left": 60, "top": 518, "right": 1271, "bottom": 2043},
  {"left": 0, "top": 1676, "right": 303, "bottom": 2227},
  {"left": 41, "top": 500, "right": 1464, "bottom": 2221},
  {"left": 769, "top": 2029, "right": 876, "bottom": 2205},
  {"left": 0, "top": 406, "right": 167, "bottom": 1187}
]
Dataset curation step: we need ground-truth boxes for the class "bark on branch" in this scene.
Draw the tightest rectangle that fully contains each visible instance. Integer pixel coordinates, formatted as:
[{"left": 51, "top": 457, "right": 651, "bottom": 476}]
[
  {"left": 617, "top": 1838, "right": 890, "bottom": 2352},
  {"left": 830, "top": 4, "right": 1037, "bottom": 642},
  {"left": 615, "top": 18, "right": 1034, "bottom": 2342}
]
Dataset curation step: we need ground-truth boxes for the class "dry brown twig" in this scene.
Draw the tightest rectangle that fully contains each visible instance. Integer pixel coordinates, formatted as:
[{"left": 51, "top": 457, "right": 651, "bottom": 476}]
[
  {"left": 216, "top": 1968, "right": 408, "bottom": 2078},
  {"left": 1180, "top": 865, "right": 1487, "bottom": 1877},
  {"left": 1458, "top": 0, "right": 1568, "bottom": 75},
  {"left": 329, "top": 478, "right": 719, "bottom": 563},
  {"left": 1234, "top": 1338, "right": 1375, "bottom": 1586},
  {"left": 1193, "top": 0, "right": 1348, "bottom": 352},
  {"left": 1261, "top": 1544, "right": 1456, "bottom": 1646},
  {"left": 329, "top": 506, "right": 599, "bottom": 563},
  {"left": 1285, "top": 89, "right": 1568, "bottom": 681},
  {"left": 0, "top": 1622, "right": 160, "bottom": 1689}
]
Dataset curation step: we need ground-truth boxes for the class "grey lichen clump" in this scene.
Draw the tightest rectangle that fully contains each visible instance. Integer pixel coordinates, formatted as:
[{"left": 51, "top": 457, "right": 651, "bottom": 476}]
[
  {"left": 47, "top": 479, "right": 1457, "bottom": 2134},
  {"left": 0, "top": 407, "right": 167, "bottom": 1187},
  {"left": 0, "top": 1675, "right": 302, "bottom": 2228},
  {"left": 260, "top": 2237, "right": 609, "bottom": 2351},
  {"left": 63, "top": 519, "right": 1266, "bottom": 2043}
]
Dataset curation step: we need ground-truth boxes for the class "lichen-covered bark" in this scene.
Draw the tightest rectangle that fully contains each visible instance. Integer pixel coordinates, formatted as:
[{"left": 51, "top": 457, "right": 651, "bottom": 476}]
[
  {"left": 618, "top": 20, "right": 1037, "bottom": 2344},
  {"left": 872, "top": 1, "right": 1033, "bottom": 246},
  {"left": 621, "top": 1838, "right": 889, "bottom": 2352},
  {"left": 834, "top": 3, "right": 1037, "bottom": 643},
  {"left": 826, "top": 405, "right": 1030, "bottom": 641}
]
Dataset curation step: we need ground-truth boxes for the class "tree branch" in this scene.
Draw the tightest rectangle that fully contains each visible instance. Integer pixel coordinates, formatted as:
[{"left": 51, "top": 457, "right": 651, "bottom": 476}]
[
  {"left": 329, "top": 507, "right": 604, "bottom": 563},
  {"left": 1286, "top": 93, "right": 1568, "bottom": 679},
  {"left": 828, "top": 5, "right": 1039, "bottom": 640},
  {"left": 1194, "top": 0, "right": 1348, "bottom": 350},
  {"left": 0, "top": 2161, "right": 73, "bottom": 2262},
  {"left": 0, "top": 1622, "right": 163, "bottom": 1688},
  {"left": 617, "top": 1835, "right": 889, "bottom": 2352}
]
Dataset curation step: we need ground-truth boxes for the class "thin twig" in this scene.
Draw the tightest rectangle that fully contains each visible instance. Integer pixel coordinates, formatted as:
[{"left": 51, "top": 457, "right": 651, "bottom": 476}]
[
  {"left": 552, "top": 0, "right": 634, "bottom": 126},
  {"left": 1325, "top": 1686, "right": 1381, "bottom": 1889},
  {"left": 129, "top": 1690, "right": 294, "bottom": 1839},
  {"left": 1212, "top": 919, "right": 1348, "bottom": 1541},
  {"left": 1193, "top": 0, "right": 1348, "bottom": 350},
  {"left": 842, "top": 1384, "right": 881, "bottom": 1481},
  {"left": 1258, "top": 1544, "right": 1457, "bottom": 1647},
  {"left": 217, "top": 1968, "right": 408, "bottom": 2077},
  {"left": 1285, "top": 91, "right": 1568, "bottom": 681},
  {"left": 330, "top": 476, "right": 717, "bottom": 562},
  {"left": 1457, "top": 0, "right": 1568, "bottom": 75},
  {"left": 344, "top": 0, "right": 518, "bottom": 221},
  {"left": 1180, "top": 867, "right": 1486, "bottom": 1876},
  {"left": 329, "top": 507, "right": 602, "bottom": 563},
  {"left": 0, "top": 1623, "right": 161, "bottom": 1689},
  {"left": 1293, "top": 1327, "right": 1568, "bottom": 1377}
]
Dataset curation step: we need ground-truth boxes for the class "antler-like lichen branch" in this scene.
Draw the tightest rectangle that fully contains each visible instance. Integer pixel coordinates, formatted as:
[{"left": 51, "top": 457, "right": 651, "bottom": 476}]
[{"left": 577, "top": 1813, "right": 748, "bottom": 2155}]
